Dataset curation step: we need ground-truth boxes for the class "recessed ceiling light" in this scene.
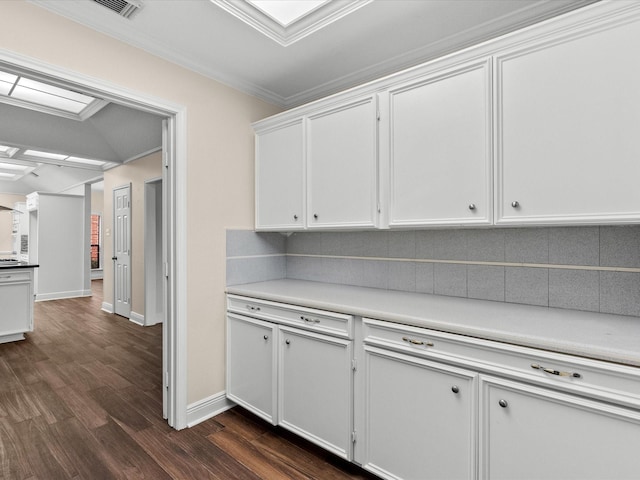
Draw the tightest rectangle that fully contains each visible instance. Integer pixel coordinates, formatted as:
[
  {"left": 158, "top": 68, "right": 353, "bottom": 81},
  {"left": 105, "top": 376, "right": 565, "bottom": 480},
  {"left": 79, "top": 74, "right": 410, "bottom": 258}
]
[
  {"left": 0, "top": 162, "right": 29, "bottom": 171},
  {"left": 212, "top": 0, "right": 372, "bottom": 46},
  {"left": 11, "top": 77, "right": 94, "bottom": 115},
  {"left": 65, "top": 156, "right": 105, "bottom": 166},
  {"left": 0, "top": 68, "right": 107, "bottom": 120},
  {"left": 24, "top": 149, "right": 68, "bottom": 161},
  {"left": 0, "top": 144, "right": 19, "bottom": 157},
  {"left": 246, "top": 0, "right": 328, "bottom": 27}
]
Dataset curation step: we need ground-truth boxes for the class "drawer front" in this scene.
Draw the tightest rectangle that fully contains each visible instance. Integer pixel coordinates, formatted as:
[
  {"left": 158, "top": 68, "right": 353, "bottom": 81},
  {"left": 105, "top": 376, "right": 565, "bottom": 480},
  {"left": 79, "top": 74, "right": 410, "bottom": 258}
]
[
  {"left": 0, "top": 270, "right": 31, "bottom": 284},
  {"left": 228, "top": 295, "right": 353, "bottom": 339},
  {"left": 363, "top": 318, "right": 640, "bottom": 407}
]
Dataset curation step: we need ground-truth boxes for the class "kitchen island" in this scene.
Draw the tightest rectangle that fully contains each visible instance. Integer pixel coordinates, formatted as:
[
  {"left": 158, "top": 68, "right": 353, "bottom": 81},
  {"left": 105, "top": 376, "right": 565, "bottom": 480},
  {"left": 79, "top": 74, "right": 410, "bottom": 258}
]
[{"left": 0, "top": 262, "right": 38, "bottom": 343}]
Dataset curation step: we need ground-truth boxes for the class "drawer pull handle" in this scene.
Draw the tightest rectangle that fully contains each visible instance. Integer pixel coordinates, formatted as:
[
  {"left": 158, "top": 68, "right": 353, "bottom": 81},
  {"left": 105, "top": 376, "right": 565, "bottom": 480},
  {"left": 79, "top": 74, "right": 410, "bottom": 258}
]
[
  {"left": 531, "top": 363, "right": 581, "bottom": 378},
  {"left": 451, "top": 385, "right": 460, "bottom": 394},
  {"left": 300, "top": 316, "right": 320, "bottom": 324},
  {"left": 263, "top": 335, "right": 268, "bottom": 340},
  {"left": 246, "top": 305, "right": 261, "bottom": 312},
  {"left": 402, "top": 336, "right": 434, "bottom": 347},
  {"left": 285, "top": 339, "right": 291, "bottom": 345},
  {"left": 0, "top": 275, "right": 11, "bottom": 279},
  {"left": 499, "top": 399, "right": 508, "bottom": 408}
]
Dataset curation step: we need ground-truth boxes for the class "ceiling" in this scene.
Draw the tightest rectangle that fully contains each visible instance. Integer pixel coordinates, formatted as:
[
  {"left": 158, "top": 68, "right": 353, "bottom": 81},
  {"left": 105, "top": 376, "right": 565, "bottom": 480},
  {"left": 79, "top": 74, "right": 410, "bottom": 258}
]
[
  {"left": 0, "top": 98, "right": 164, "bottom": 195},
  {"left": 30, "top": 0, "right": 598, "bottom": 108},
  {"left": 1, "top": 0, "right": 597, "bottom": 195}
]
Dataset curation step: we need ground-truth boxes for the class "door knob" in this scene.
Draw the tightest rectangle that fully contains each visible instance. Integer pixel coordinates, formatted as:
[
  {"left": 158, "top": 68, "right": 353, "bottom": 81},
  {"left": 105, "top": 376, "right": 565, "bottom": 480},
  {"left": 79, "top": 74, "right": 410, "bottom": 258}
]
[{"left": 112, "top": 256, "right": 118, "bottom": 261}]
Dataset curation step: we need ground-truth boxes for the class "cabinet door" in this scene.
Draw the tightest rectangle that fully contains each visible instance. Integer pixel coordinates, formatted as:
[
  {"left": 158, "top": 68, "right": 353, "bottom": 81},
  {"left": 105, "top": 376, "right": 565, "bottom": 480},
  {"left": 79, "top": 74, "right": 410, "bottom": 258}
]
[
  {"left": 279, "top": 326, "right": 353, "bottom": 459},
  {"left": 307, "top": 96, "right": 378, "bottom": 229},
  {"left": 363, "top": 346, "right": 477, "bottom": 480},
  {"left": 480, "top": 376, "right": 640, "bottom": 480},
  {"left": 226, "top": 314, "right": 278, "bottom": 424},
  {"left": 0, "top": 272, "right": 32, "bottom": 337},
  {"left": 495, "top": 17, "right": 640, "bottom": 225},
  {"left": 255, "top": 120, "right": 305, "bottom": 231},
  {"left": 387, "top": 59, "right": 492, "bottom": 227}
]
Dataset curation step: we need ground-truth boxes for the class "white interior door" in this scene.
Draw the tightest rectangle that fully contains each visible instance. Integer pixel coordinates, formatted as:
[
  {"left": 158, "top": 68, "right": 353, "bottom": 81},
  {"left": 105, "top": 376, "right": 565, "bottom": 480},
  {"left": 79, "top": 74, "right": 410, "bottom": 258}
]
[{"left": 113, "top": 184, "right": 132, "bottom": 318}]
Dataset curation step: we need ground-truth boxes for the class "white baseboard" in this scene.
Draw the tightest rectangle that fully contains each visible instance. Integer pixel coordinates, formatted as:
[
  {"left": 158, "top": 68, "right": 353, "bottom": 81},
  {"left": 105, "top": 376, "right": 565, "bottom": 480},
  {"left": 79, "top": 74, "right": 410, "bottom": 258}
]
[
  {"left": 91, "top": 269, "right": 104, "bottom": 280},
  {"left": 145, "top": 312, "right": 163, "bottom": 326},
  {"left": 186, "top": 391, "right": 235, "bottom": 428},
  {"left": 0, "top": 333, "right": 26, "bottom": 344},
  {"left": 129, "top": 311, "right": 145, "bottom": 326},
  {"left": 101, "top": 302, "right": 114, "bottom": 313},
  {"left": 35, "top": 289, "right": 92, "bottom": 302}
]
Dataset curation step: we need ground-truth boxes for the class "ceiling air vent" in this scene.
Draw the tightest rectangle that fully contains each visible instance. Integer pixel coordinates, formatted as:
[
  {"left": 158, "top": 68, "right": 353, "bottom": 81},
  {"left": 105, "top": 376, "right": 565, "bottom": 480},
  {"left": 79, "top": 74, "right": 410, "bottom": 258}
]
[{"left": 92, "top": 0, "right": 142, "bottom": 19}]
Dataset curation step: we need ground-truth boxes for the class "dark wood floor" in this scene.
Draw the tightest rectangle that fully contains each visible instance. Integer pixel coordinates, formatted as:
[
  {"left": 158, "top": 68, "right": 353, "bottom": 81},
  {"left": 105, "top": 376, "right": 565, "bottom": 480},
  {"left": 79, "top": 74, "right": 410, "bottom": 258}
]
[{"left": 0, "top": 280, "right": 378, "bottom": 479}]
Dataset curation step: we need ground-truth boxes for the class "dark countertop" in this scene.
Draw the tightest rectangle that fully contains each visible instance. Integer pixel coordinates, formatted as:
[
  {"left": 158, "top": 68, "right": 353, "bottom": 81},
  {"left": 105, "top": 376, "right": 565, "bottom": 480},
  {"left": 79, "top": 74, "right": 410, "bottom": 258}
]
[{"left": 0, "top": 262, "right": 39, "bottom": 269}]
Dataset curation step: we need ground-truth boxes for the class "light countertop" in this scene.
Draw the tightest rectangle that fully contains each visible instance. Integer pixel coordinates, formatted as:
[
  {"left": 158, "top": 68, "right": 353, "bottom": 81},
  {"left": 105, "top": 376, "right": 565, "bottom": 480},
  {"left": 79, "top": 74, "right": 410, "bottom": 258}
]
[{"left": 227, "top": 279, "right": 640, "bottom": 368}]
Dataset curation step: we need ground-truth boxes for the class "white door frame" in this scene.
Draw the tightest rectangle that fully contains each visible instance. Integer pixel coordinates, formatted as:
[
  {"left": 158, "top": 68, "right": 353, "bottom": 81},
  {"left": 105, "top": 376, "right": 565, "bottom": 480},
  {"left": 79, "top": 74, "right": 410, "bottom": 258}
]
[
  {"left": 0, "top": 49, "right": 188, "bottom": 429},
  {"left": 144, "top": 177, "right": 163, "bottom": 327}
]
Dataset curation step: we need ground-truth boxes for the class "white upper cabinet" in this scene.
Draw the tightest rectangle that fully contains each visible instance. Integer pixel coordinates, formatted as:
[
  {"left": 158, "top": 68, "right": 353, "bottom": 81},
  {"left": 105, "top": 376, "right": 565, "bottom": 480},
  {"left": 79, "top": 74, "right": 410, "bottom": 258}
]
[
  {"left": 385, "top": 59, "right": 492, "bottom": 227},
  {"left": 307, "top": 96, "right": 378, "bottom": 229},
  {"left": 254, "top": 2, "right": 640, "bottom": 230},
  {"left": 255, "top": 120, "right": 305, "bottom": 231},
  {"left": 495, "top": 14, "right": 640, "bottom": 225}
]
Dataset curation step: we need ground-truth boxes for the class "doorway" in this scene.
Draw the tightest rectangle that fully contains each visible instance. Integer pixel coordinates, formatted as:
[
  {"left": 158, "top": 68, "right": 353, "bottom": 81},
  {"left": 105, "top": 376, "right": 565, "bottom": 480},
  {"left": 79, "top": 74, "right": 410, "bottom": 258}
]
[
  {"left": 144, "top": 177, "right": 163, "bottom": 327},
  {"left": 0, "top": 51, "right": 187, "bottom": 429}
]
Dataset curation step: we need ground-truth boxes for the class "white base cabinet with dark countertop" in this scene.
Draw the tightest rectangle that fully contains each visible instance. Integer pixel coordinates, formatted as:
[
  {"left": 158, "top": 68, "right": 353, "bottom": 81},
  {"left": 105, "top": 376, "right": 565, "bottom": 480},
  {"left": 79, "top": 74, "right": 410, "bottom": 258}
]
[
  {"left": 226, "top": 280, "right": 640, "bottom": 480},
  {"left": 0, "top": 267, "right": 35, "bottom": 343}
]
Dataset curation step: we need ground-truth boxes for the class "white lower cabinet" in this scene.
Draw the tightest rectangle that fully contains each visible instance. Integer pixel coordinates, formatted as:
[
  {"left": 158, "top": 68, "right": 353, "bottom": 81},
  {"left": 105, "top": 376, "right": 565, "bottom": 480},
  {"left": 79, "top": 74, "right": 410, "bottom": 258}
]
[
  {"left": 226, "top": 314, "right": 278, "bottom": 424},
  {"left": 279, "top": 326, "right": 353, "bottom": 459},
  {"left": 363, "top": 346, "right": 476, "bottom": 480},
  {"left": 228, "top": 297, "right": 640, "bottom": 480},
  {"left": 0, "top": 268, "right": 35, "bottom": 343},
  {"left": 480, "top": 376, "right": 640, "bottom": 480},
  {"left": 226, "top": 297, "right": 355, "bottom": 460}
]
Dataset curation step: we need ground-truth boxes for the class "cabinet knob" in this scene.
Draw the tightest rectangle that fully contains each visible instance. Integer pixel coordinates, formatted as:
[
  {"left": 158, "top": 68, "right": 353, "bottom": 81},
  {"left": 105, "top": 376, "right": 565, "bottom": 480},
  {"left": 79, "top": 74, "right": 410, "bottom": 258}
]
[
  {"left": 263, "top": 335, "right": 268, "bottom": 340},
  {"left": 293, "top": 214, "right": 298, "bottom": 220},
  {"left": 313, "top": 214, "right": 318, "bottom": 220},
  {"left": 498, "top": 399, "right": 508, "bottom": 408},
  {"left": 511, "top": 201, "right": 520, "bottom": 208},
  {"left": 451, "top": 386, "right": 460, "bottom": 394},
  {"left": 468, "top": 204, "right": 476, "bottom": 211},
  {"left": 285, "top": 339, "right": 291, "bottom": 345}
]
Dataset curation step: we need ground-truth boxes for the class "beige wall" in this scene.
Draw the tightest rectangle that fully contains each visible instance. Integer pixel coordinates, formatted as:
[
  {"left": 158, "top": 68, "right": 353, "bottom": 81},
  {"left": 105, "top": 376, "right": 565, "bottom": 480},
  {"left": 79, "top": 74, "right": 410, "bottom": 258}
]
[
  {"left": 0, "top": 193, "right": 26, "bottom": 253},
  {"left": 1, "top": 1, "right": 281, "bottom": 403},
  {"left": 91, "top": 188, "right": 104, "bottom": 216},
  {"left": 103, "top": 152, "right": 162, "bottom": 316}
]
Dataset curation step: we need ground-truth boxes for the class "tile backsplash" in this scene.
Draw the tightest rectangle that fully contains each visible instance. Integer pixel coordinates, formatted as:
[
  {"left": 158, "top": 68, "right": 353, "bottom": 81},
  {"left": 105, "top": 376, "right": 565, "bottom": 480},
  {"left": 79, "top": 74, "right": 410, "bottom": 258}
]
[
  {"left": 225, "top": 230, "right": 286, "bottom": 286},
  {"left": 227, "top": 226, "right": 640, "bottom": 317}
]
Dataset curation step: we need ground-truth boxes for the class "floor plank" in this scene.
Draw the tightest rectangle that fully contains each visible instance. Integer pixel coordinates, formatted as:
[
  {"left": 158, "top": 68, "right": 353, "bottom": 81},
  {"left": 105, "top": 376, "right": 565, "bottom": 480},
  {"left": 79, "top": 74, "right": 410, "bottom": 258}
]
[{"left": 0, "top": 280, "right": 379, "bottom": 479}]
